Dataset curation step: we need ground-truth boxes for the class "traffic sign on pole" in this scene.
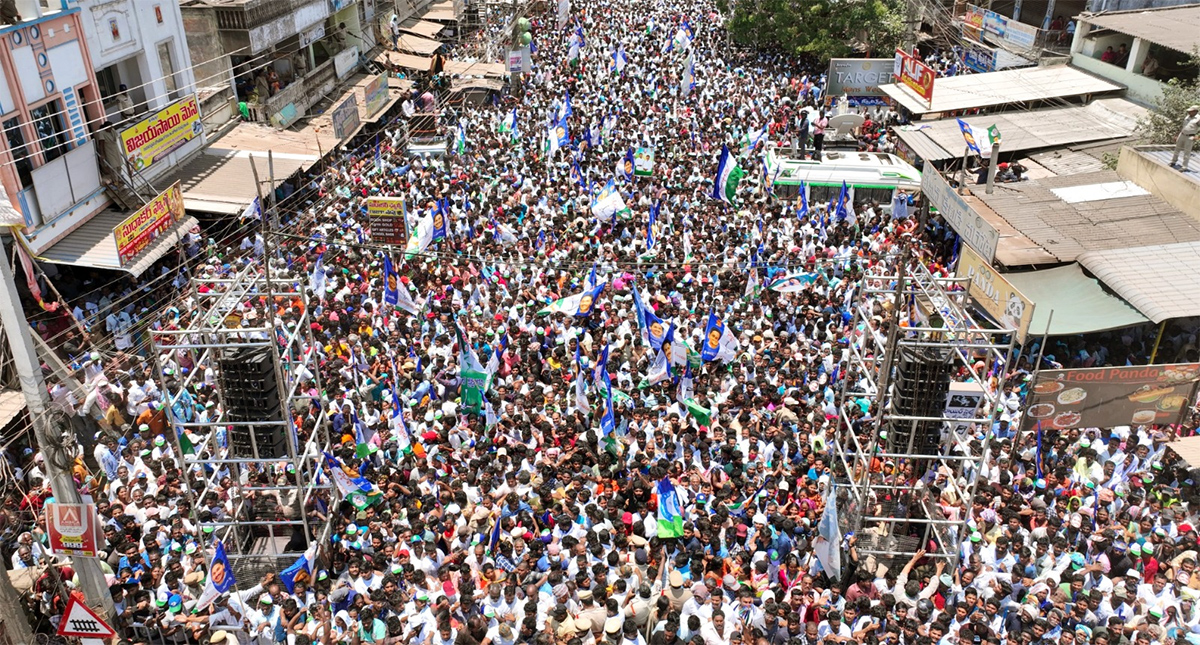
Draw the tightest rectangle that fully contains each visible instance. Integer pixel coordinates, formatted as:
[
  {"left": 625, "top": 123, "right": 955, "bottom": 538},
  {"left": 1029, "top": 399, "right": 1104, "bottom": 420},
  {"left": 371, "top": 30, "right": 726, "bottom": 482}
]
[{"left": 57, "top": 595, "right": 116, "bottom": 639}]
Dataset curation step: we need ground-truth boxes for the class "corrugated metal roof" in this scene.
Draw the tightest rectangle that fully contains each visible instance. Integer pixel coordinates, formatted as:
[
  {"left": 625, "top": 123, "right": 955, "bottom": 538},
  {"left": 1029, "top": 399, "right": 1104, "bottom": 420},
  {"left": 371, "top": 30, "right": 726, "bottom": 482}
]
[
  {"left": 396, "top": 33, "right": 442, "bottom": 56},
  {"left": 968, "top": 170, "right": 1200, "bottom": 263},
  {"left": 894, "top": 98, "right": 1144, "bottom": 163},
  {"left": 1170, "top": 435, "right": 1200, "bottom": 469},
  {"left": 879, "top": 65, "right": 1123, "bottom": 115},
  {"left": 38, "top": 210, "right": 198, "bottom": 277},
  {"left": 1077, "top": 240, "right": 1200, "bottom": 323},
  {"left": 399, "top": 18, "right": 445, "bottom": 39},
  {"left": 1079, "top": 5, "right": 1200, "bottom": 54},
  {"left": 153, "top": 151, "right": 310, "bottom": 214},
  {"left": 376, "top": 50, "right": 434, "bottom": 72}
]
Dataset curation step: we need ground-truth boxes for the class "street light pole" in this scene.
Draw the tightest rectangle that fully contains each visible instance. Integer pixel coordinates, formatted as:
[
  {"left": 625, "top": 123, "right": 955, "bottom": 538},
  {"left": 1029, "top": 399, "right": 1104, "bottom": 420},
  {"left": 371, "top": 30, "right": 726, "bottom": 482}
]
[{"left": 0, "top": 242, "right": 114, "bottom": 619}]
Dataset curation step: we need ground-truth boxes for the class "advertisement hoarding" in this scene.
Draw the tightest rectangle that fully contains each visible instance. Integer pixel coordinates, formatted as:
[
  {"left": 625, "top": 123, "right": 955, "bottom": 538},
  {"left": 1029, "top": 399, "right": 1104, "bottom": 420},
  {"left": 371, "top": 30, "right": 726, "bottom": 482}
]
[
  {"left": 920, "top": 161, "right": 1000, "bottom": 262},
  {"left": 956, "top": 243, "right": 1035, "bottom": 344},
  {"left": 893, "top": 48, "right": 935, "bottom": 104},
  {"left": 46, "top": 503, "right": 101, "bottom": 557},
  {"left": 962, "top": 41, "right": 996, "bottom": 73},
  {"left": 119, "top": 95, "right": 202, "bottom": 172},
  {"left": 363, "top": 74, "right": 390, "bottom": 118},
  {"left": 367, "top": 197, "right": 407, "bottom": 244},
  {"left": 1023, "top": 364, "right": 1200, "bottom": 431},
  {"left": 825, "top": 58, "right": 895, "bottom": 98},
  {"left": 113, "top": 181, "right": 184, "bottom": 265},
  {"left": 331, "top": 95, "right": 361, "bottom": 140}
]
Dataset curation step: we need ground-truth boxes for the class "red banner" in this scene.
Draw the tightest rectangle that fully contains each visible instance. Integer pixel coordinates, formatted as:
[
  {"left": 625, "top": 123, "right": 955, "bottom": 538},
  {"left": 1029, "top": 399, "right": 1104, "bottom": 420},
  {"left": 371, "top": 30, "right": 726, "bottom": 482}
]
[
  {"left": 894, "top": 48, "right": 936, "bottom": 104},
  {"left": 46, "top": 503, "right": 101, "bottom": 557}
]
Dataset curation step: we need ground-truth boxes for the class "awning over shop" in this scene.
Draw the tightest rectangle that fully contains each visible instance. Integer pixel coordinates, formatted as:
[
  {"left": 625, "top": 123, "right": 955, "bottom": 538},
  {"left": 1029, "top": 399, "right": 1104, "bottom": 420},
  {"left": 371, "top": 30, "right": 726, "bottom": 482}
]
[
  {"left": 421, "top": 6, "right": 461, "bottom": 22},
  {"left": 1003, "top": 263, "right": 1149, "bottom": 336},
  {"left": 399, "top": 18, "right": 445, "bottom": 39},
  {"left": 375, "top": 50, "right": 434, "bottom": 72},
  {"left": 37, "top": 210, "right": 199, "bottom": 277},
  {"left": 1170, "top": 435, "right": 1200, "bottom": 469},
  {"left": 154, "top": 149, "right": 313, "bottom": 215},
  {"left": 1077, "top": 241, "right": 1200, "bottom": 323},
  {"left": 397, "top": 33, "right": 443, "bottom": 56},
  {"left": 444, "top": 59, "right": 508, "bottom": 78},
  {"left": 0, "top": 390, "right": 26, "bottom": 432}
]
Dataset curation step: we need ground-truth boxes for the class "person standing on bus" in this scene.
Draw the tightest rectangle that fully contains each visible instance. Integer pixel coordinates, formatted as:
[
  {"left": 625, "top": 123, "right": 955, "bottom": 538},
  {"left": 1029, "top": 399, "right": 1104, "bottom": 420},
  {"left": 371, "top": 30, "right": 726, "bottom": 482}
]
[
  {"left": 813, "top": 111, "right": 829, "bottom": 160},
  {"left": 794, "top": 111, "right": 810, "bottom": 159}
]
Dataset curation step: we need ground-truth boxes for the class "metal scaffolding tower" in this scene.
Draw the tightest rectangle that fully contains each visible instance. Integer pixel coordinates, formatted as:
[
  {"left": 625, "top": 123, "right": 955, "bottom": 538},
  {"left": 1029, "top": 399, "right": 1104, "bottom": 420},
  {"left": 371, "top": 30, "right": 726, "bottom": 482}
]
[
  {"left": 833, "top": 251, "right": 1016, "bottom": 569},
  {"left": 150, "top": 262, "right": 332, "bottom": 583}
]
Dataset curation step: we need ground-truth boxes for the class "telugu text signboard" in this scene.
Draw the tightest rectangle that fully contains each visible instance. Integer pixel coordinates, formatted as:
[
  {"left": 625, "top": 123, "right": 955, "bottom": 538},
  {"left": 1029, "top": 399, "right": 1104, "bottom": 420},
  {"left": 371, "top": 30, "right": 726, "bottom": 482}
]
[
  {"left": 825, "top": 58, "right": 894, "bottom": 98},
  {"left": 920, "top": 161, "right": 1000, "bottom": 262},
  {"left": 113, "top": 181, "right": 184, "bottom": 266},
  {"left": 1023, "top": 364, "right": 1200, "bottom": 431},
  {"left": 363, "top": 73, "right": 390, "bottom": 118},
  {"left": 893, "top": 48, "right": 935, "bottom": 105},
  {"left": 367, "top": 197, "right": 407, "bottom": 244},
  {"left": 46, "top": 503, "right": 101, "bottom": 557},
  {"left": 331, "top": 95, "right": 361, "bottom": 140},
  {"left": 956, "top": 243, "right": 1035, "bottom": 344},
  {"left": 120, "top": 95, "right": 202, "bottom": 172}
]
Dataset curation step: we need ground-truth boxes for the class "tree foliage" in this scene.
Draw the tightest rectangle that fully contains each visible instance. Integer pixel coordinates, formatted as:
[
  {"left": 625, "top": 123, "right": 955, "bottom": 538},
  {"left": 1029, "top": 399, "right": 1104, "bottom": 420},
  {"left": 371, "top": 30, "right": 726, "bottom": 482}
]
[
  {"left": 721, "top": 0, "right": 905, "bottom": 61},
  {"left": 1136, "top": 56, "right": 1200, "bottom": 145}
]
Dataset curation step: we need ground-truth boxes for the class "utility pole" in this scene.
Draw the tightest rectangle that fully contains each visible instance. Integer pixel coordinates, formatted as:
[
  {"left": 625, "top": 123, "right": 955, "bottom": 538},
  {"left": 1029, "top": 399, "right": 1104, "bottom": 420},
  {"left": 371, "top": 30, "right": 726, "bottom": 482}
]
[{"left": 0, "top": 244, "right": 115, "bottom": 620}]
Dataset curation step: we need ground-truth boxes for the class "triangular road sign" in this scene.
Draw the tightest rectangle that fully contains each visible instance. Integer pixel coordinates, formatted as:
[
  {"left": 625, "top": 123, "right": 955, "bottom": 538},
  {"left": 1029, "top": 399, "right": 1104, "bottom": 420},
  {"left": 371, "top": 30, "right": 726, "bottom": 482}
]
[{"left": 57, "top": 596, "right": 116, "bottom": 639}]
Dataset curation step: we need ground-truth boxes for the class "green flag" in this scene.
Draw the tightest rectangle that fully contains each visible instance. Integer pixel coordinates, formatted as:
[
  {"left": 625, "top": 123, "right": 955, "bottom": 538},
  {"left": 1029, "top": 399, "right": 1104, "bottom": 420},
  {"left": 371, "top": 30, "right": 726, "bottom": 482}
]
[{"left": 684, "top": 398, "right": 712, "bottom": 426}]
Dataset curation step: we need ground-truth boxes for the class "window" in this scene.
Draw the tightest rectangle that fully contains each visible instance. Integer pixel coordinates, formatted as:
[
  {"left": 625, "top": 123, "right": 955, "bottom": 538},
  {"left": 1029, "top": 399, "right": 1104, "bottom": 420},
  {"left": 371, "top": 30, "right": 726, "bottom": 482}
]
[
  {"left": 96, "top": 65, "right": 120, "bottom": 101},
  {"left": 157, "top": 41, "right": 179, "bottom": 101},
  {"left": 3, "top": 117, "right": 33, "bottom": 188},
  {"left": 30, "top": 101, "right": 69, "bottom": 163}
]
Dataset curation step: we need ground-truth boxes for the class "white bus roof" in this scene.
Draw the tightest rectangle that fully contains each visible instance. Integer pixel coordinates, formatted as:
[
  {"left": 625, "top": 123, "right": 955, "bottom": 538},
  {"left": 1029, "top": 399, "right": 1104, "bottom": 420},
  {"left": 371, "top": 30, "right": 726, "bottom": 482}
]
[{"left": 769, "top": 150, "right": 922, "bottom": 190}]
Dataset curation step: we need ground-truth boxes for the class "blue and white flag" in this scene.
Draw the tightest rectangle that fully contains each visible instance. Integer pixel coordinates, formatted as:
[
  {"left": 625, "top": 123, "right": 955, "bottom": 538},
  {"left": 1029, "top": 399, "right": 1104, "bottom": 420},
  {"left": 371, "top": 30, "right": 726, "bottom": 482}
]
[
  {"left": 622, "top": 147, "right": 635, "bottom": 181},
  {"left": 561, "top": 89, "right": 573, "bottom": 119},
  {"left": 892, "top": 191, "right": 911, "bottom": 220},
  {"left": 499, "top": 108, "right": 518, "bottom": 142},
  {"left": 309, "top": 253, "right": 327, "bottom": 295},
  {"left": 814, "top": 484, "right": 842, "bottom": 581},
  {"left": 710, "top": 145, "right": 744, "bottom": 205},
  {"left": 195, "top": 540, "right": 236, "bottom": 610},
  {"left": 700, "top": 309, "right": 740, "bottom": 363},
  {"left": 632, "top": 286, "right": 668, "bottom": 350},
  {"left": 538, "top": 281, "right": 606, "bottom": 317},
  {"left": 612, "top": 45, "right": 628, "bottom": 75},
  {"left": 571, "top": 159, "right": 585, "bottom": 187},
  {"left": 681, "top": 51, "right": 696, "bottom": 98},
  {"left": 835, "top": 181, "right": 852, "bottom": 222},
  {"left": 656, "top": 477, "right": 685, "bottom": 538},
  {"left": 646, "top": 200, "right": 660, "bottom": 251},
  {"left": 591, "top": 179, "right": 629, "bottom": 220},
  {"left": 279, "top": 545, "right": 317, "bottom": 594},
  {"left": 383, "top": 255, "right": 399, "bottom": 306},
  {"left": 548, "top": 114, "right": 570, "bottom": 156},
  {"left": 798, "top": 181, "right": 809, "bottom": 219}
]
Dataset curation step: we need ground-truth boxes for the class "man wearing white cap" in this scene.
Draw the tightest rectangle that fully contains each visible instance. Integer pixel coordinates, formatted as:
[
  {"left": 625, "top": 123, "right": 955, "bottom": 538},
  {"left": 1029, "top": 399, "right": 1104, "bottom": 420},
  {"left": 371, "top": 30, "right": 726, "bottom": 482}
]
[{"left": 1170, "top": 105, "right": 1200, "bottom": 172}]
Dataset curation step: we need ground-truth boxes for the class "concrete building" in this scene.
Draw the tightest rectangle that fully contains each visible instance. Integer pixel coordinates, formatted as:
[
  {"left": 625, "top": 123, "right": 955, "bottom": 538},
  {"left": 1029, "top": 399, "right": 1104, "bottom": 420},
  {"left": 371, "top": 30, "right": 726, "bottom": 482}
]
[
  {"left": 72, "top": 0, "right": 203, "bottom": 181},
  {"left": 180, "top": 0, "right": 381, "bottom": 128},
  {"left": 1069, "top": 4, "right": 1200, "bottom": 105},
  {"left": 0, "top": 2, "right": 106, "bottom": 240}
]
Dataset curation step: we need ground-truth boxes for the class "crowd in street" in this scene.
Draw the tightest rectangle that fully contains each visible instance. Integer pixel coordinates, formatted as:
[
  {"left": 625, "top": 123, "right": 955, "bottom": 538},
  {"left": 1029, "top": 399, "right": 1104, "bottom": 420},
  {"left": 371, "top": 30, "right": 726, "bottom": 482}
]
[{"left": 4, "top": 0, "right": 1200, "bottom": 643}]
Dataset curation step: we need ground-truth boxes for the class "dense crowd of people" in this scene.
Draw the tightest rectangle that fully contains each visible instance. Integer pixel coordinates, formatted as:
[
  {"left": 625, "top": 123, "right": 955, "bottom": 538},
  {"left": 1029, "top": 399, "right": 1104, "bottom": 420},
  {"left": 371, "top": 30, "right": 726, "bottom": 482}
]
[{"left": 5, "top": 0, "right": 1200, "bottom": 644}]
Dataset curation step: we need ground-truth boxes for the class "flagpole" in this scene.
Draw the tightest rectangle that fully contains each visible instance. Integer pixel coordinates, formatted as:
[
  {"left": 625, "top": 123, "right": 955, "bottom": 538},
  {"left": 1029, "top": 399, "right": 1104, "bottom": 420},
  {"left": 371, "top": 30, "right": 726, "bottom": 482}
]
[{"left": 1009, "top": 310, "right": 1054, "bottom": 464}]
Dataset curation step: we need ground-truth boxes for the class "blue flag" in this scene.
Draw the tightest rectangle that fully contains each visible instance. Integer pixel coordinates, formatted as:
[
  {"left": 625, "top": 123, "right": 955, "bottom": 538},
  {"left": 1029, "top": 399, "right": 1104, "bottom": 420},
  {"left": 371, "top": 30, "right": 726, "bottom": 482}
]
[
  {"left": 647, "top": 200, "right": 660, "bottom": 251},
  {"left": 700, "top": 309, "right": 730, "bottom": 363},
  {"left": 835, "top": 181, "right": 851, "bottom": 221},
  {"left": 632, "top": 285, "right": 668, "bottom": 350},
  {"left": 432, "top": 202, "right": 448, "bottom": 241},
  {"left": 279, "top": 550, "right": 313, "bottom": 594},
  {"left": 383, "top": 255, "right": 399, "bottom": 306},
  {"left": 623, "top": 147, "right": 635, "bottom": 181},
  {"left": 571, "top": 159, "right": 584, "bottom": 187},
  {"left": 209, "top": 540, "right": 235, "bottom": 593},
  {"left": 799, "top": 181, "right": 809, "bottom": 219}
]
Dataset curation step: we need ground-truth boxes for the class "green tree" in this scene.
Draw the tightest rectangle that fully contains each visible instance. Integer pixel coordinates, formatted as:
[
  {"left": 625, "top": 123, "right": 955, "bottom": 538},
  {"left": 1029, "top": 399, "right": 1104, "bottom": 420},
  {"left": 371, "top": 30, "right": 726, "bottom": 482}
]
[
  {"left": 720, "top": 0, "right": 905, "bottom": 60},
  {"left": 1136, "top": 53, "right": 1200, "bottom": 144}
]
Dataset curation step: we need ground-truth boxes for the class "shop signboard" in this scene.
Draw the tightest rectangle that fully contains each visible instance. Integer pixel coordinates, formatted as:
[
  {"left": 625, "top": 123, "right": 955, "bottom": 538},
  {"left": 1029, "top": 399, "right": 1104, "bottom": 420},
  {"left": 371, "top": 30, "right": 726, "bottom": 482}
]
[
  {"left": 331, "top": 95, "right": 360, "bottom": 140},
  {"left": 119, "top": 95, "right": 202, "bottom": 172},
  {"left": 367, "top": 197, "right": 407, "bottom": 244},
  {"left": 1023, "top": 364, "right": 1200, "bottom": 431},
  {"left": 113, "top": 181, "right": 184, "bottom": 266},
  {"left": 920, "top": 161, "right": 999, "bottom": 262},
  {"left": 893, "top": 48, "right": 935, "bottom": 104},
  {"left": 363, "top": 73, "right": 389, "bottom": 118},
  {"left": 825, "top": 58, "right": 894, "bottom": 98},
  {"left": 956, "top": 243, "right": 1035, "bottom": 344}
]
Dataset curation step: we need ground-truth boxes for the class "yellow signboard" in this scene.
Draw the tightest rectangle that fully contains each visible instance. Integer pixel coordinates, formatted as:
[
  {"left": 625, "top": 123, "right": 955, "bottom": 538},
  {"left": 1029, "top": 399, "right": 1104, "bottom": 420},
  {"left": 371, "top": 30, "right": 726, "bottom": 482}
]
[
  {"left": 120, "top": 95, "right": 203, "bottom": 172},
  {"left": 956, "top": 243, "right": 1035, "bottom": 344},
  {"left": 114, "top": 181, "right": 184, "bottom": 266}
]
